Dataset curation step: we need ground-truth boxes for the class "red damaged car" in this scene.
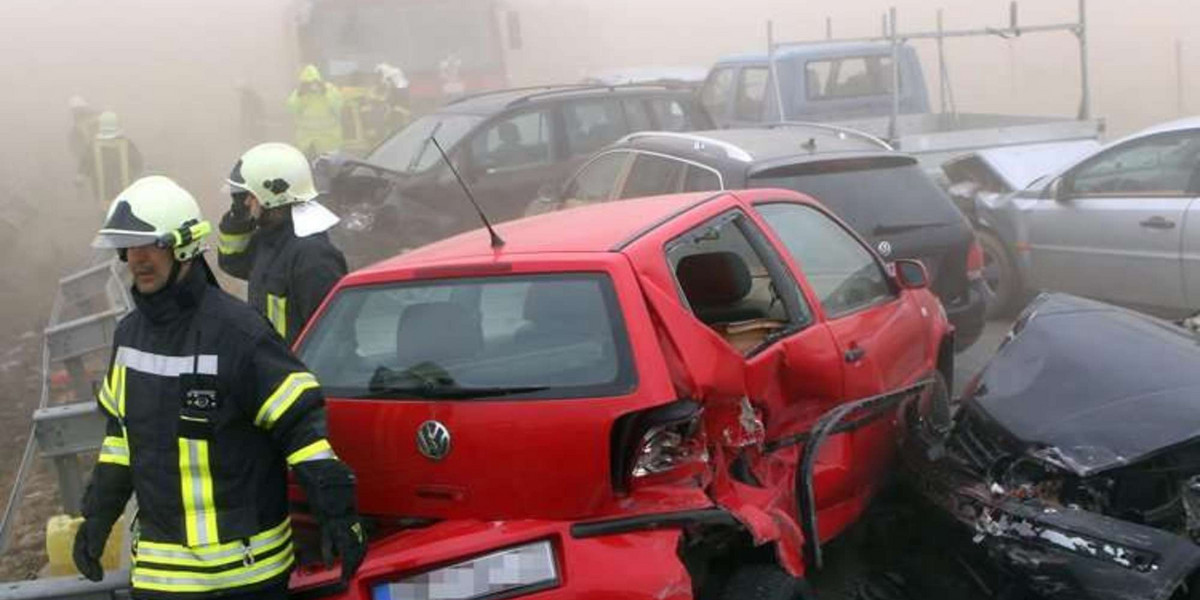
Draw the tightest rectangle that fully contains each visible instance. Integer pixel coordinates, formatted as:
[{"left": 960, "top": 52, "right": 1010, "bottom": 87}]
[{"left": 288, "top": 188, "right": 954, "bottom": 599}]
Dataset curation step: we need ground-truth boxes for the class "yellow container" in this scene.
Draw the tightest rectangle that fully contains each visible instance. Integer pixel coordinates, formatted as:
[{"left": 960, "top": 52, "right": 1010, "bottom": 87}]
[{"left": 45, "top": 514, "right": 124, "bottom": 576}]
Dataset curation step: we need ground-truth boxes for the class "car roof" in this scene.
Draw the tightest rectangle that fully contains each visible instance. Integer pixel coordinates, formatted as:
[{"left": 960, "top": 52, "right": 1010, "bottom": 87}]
[
  {"left": 438, "top": 84, "right": 697, "bottom": 116},
  {"left": 347, "top": 192, "right": 727, "bottom": 278},
  {"left": 716, "top": 41, "right": 902, "bottom": 65},
  {"left": 611, "top": 128, "right": 903, "bottom": 173}
]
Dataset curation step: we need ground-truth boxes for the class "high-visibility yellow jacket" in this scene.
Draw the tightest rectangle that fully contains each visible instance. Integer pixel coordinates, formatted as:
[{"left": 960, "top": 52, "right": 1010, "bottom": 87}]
[
  {"left": 287, "top": 65, "right": 344, "bottom": 156},
  {"left": 82, "top": 260, "right": 352, "bottom": 598}
]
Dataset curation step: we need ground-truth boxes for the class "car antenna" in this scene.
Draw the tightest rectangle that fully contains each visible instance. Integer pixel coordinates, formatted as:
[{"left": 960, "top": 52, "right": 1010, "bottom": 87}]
[{"left": 429, "top": 135, "right": 505, "bottom": 249}]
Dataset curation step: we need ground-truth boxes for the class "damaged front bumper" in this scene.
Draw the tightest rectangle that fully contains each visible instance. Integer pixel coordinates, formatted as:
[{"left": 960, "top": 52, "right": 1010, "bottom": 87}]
[{"left": 904, "top": 440, "right": 1200, "bottom": 600}]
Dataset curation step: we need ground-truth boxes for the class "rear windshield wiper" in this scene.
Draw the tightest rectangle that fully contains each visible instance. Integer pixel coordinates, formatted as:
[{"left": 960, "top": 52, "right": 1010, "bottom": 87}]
[
  {"left": 358, "top": 385, "right": 550, "bottom": 399},
  {"left": 872, "top": 222, "right": 946, "bottom": 236}
]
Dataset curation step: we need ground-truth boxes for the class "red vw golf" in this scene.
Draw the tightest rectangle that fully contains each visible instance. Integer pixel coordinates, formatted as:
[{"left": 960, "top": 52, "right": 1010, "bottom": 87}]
[{"left": 289, "top": 188, "right": 953, "bottom": 599}]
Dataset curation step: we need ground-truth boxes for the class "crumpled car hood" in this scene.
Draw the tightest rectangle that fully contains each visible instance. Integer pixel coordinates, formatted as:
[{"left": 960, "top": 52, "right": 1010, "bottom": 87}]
[{"left": 969, "top": 293, "right": 1200, "bottom": 476}]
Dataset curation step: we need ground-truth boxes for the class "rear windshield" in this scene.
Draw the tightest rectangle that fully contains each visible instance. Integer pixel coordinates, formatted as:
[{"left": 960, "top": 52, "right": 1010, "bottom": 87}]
[
  {"left": 751, "top": 162, "right": 962, "bottom": 237},
  {"left": 298, "top": 274, "right": 636, "bottom": 400},
  {"left": 368, "top": 114, "right": 483, "bottom": 173}
]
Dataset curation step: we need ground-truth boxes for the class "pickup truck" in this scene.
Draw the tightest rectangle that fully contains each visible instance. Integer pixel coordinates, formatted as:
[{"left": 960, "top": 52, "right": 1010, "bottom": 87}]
[{"left": 700, "top": 40, "right": 1104, "bottom": 172}]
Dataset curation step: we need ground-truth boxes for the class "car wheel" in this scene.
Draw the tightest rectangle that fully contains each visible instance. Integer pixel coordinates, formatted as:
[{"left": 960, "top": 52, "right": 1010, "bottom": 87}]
[
  {"left": 978, "top": 229, "right": 1023, "bottom": 319},
  {"left": 719, "top": 564, "right": 803, "bottom": 600}
]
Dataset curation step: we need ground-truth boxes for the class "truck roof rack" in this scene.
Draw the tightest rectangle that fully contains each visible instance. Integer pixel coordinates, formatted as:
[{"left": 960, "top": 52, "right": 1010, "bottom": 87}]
[
  {"left": 617, "top": 131, "right": 754, "bottom": 162},
  {"left": 761, "top": 121, "right": 893, "bottom": 150}
]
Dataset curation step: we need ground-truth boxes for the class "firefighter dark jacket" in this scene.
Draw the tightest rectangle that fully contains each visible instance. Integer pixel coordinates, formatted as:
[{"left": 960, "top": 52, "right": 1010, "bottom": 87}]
[
  {"left": 82, "top": 258, "right": 355, "bottom": 598},
  {"left": 216, "top": 209, "right": 346, "bottom": 346}
]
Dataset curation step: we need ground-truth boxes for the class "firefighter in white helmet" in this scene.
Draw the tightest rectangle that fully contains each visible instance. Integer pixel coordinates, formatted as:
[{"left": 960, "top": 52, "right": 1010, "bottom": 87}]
[
  {"left": 77, "top": 176, "right": 365, "bottom": 598},
  {"left": 217, "top": 142, "right": 347, "bottom": 346}
]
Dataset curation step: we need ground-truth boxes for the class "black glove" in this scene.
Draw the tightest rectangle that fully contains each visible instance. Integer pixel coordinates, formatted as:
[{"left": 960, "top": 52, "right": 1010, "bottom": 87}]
[
  {"left": 72, "top": 518, "right": 111, "bottom": 582},
  {"left": 230, "top": 190, "right": 251, "bottom": 220},
  {"left": 295, "top": 459, "right": 366, "bottom": 582},
  {"left": 321, "top": 515, "right": 366, "bottom": 582}
]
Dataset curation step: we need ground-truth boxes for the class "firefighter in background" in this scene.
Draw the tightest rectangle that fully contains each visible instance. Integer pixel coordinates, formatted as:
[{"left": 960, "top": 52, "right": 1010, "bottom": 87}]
[
  {"left": 236, "top": 79, "right": 267, "bottom": 145},
  {"left": 68, "top": 95, "right": 99, "bottom": 165},
  {"left": 81, "top": 111, "right": 144, "bottom": 209},
  {"left": 217, "top": 142, "right": 346, "bottom": 346},
  {"left": 360, "top": 63, "right": 411, "bottom": 145},
  {"left": 75, "top": 176, "right": 365, "bottom": 599},
  {"left": 287, "top": 65, "right": 344, "bottom": 158}
]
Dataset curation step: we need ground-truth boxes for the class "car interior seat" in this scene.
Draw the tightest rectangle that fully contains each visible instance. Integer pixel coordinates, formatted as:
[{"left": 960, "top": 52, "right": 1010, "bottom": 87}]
[
  {"left": 675, "top": 251, "right": 784, "bottom": 352},
  {"left": 394, "top": 301, "right": 483, "bottom": 371}
]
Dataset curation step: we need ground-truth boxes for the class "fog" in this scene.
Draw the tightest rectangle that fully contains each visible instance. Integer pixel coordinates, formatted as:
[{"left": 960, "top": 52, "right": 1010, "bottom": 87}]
[{"left": 0, "top": 0, "right": 1195, "bottom": 334}]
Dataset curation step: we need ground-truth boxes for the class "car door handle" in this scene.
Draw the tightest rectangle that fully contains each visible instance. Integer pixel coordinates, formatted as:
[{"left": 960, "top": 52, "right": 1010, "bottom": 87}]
[
  {"left": 1140, "top": 216, "right": 1176, "bottom": 230},
  {"left": 844, "top": 345, "right": 866, "bottom": 363}
]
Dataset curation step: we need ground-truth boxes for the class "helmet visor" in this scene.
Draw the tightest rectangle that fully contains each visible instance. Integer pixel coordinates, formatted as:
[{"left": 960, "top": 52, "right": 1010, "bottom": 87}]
[{"left": 92, "top": 230, "right": 160, "bottom": 250}]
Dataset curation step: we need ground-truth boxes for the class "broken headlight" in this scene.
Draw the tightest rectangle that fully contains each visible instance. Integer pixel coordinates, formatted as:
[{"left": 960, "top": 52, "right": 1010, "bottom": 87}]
[{"left": 370, "top": 540, "right": 559, "bottom": 600}]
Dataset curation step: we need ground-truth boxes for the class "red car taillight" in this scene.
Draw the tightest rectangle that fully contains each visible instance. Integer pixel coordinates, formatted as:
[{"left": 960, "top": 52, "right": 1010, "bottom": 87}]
[
  {"left": 611, "top": 401, "right": 709, "bottom": 495},
  {"left": 967, "top": 239, "right": 985, "bottom": 281}
]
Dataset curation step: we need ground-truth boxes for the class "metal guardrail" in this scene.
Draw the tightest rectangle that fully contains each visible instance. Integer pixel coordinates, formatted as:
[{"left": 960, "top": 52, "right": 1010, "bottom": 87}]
[
  {"left": 0, "top": 258, "right": 130, "bottom": 554},
  {"left": 0, "top": 571, "right": 131, "bottom": 600}
]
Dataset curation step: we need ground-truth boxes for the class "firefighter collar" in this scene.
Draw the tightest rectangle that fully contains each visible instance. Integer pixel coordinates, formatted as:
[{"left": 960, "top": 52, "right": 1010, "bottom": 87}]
[{"left": 291, "top": 200, "right": 339, "bottom": 238}]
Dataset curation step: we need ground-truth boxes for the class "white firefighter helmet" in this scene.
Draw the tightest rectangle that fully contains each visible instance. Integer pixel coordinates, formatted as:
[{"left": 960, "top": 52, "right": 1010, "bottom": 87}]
[
  {"left": 92, "top": 176, "right": 211, "bottom": 262},
  {"left": 227, "top": 142, "right": 318, "bottom": 209},
  {"left": 227, "top": 142, "right": 338, "bottom": 236},
  {"left": 96, "top": 111, "right": 122, "bottom": 139},
  {"left": 68, "top": 95, "right": 89, "bottom": 110}
]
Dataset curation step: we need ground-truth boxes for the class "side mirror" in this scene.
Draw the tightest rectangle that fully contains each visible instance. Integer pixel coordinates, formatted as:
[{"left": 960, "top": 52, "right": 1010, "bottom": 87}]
[
  {"left": 1047, "top": 177, "right": 1070, "bottom": 202},
  {"left": 893, "top": 259, "right": 929, "bottom": 290}
]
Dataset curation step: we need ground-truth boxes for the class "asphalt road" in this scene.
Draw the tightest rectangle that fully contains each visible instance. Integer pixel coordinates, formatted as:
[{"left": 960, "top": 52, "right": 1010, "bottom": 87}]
[{"left": 952, "top": 319, "right": 1012, "bottom": 397}]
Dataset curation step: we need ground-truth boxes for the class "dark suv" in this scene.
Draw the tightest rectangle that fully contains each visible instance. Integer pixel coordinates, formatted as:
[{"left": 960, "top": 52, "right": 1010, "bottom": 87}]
[
  {"left": 314, "top": 84, "right": 713, "bottom": 266},
  {"left": 541, "top": 126, "right": 988, "bottom": 349}
]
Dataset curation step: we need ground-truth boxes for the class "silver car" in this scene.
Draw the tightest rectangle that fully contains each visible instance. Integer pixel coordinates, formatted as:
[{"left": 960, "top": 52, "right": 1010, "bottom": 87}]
[{"left": 972, "top": 116, "right": 1200, "bottom": 318}]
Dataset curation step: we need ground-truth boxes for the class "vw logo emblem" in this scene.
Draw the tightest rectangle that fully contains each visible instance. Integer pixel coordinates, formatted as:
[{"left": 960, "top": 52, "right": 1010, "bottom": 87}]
[
  {"left": 877, "top": 241, "right": 893, "bottom": 257},
  {"left": 416, "top": 420, "right": 452, "bottom": 461}
]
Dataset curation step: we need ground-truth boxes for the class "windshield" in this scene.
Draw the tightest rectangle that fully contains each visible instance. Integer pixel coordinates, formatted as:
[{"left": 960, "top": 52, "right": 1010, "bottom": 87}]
[
  {"left": 751, "top": 163, "right": 963, "bottom": 236},
  {"left": 302, "top": 0, "right": 502, "bottom": 74},
  {"left": 298, "top": 274, "right": 636, "bottom": 400},
  {"left": 367, "top": 114, "right": 482, "bottom": 173}
]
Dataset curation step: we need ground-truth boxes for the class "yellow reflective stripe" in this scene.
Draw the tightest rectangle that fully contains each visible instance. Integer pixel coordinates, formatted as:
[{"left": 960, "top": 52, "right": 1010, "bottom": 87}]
[
  {"left": 218, "top": 231, "right": 251, "bottom": 255},
  {"left": 286, "top": 439, "right": 337, "bottom": 466},
  {"left": 178, "top": 439, "right": 219, "bottom": 546},
  {"left": 265, "top": 294, "right": 287, "bottom": 339},
  {"left": 115, "top": 365, "right": 127, "bottom": 419},
  {"left": 97, "top": 377, "right": 118, "bottom": 417},
  {"left": 254, "top": 372, "right": 318, "bottom": 429},
  {"left": 132, "top": 544, "right": 294, "bottom": 593},
  {"left": 98, "top": 435, "right": 130, "bottom": 466},
  {"left": 136, "top": 519, "right": 291, "bottom": 566}
]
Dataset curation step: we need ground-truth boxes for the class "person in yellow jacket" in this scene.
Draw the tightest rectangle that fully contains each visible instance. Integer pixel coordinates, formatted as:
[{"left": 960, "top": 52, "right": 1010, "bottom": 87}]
[{"left": 287, "top": 65, "right": 344, "bottom": 159}]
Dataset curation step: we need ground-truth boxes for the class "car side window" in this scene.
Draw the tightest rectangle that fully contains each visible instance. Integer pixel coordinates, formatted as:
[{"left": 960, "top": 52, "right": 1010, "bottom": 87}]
[
  {"left": 648, "top": 98, "right": 691, "bottom": 132},
  {"left": 683, "top": 165, "right": 721, "bottom": 192},
  {"left": 666, "top": 211, "right": 811, "bottom": 355},
  {"left": 563, "top": 152, "right": 628, "bottom": 204},
  {"left": 806, "top": 56, "right": 894, "bottom": 99},
  {"left": 620, "top": 154, "right": 686, "bottom": 199},
  {"left": 735, "top": 67, "right": 769, "bottom": 121},
  {"left": 623, "top": 99, "right": 654, "bottom": 133},
  {"left": 1066, "top": 132, "right": 1200, "bottom": 197},
  {"left": 564, "top": 99, "right": 629, "bottom": 157},
  {"left": 701, "top": 68, "right": 735, "bottom": 120},
  {"left": 756, "top": 203, "right": 894, "bottom": 318},
  {"left": 469, "top": 110, "right": 552, "bottom": 173}
]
